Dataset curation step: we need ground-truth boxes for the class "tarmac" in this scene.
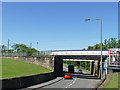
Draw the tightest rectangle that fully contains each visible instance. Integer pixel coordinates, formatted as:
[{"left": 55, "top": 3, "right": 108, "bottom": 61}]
[{"left": 19, "top": 77, "right": 63, "bottom": 90}]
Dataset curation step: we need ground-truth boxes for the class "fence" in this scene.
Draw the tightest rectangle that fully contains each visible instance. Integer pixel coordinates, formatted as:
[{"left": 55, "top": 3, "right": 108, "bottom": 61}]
[{"left": 0, "top": 50, "right": 52, "bottom": 57}]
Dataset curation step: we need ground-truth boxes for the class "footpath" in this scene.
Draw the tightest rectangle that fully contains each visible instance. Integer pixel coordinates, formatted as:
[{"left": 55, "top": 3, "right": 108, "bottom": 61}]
[{"left": 19, "top": 77, "right": 63, "bottom": 90}]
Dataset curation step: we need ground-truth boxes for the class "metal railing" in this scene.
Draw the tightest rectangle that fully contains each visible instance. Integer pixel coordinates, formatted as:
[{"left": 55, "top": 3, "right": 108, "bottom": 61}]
[{"left": 0, "top": 50, "right": 52, "bottom": 57}]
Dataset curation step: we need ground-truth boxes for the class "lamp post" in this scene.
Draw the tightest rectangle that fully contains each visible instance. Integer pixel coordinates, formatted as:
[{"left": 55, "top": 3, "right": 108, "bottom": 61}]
[{"left": 85, "top": 19, "right": 103, "bottom": 79}]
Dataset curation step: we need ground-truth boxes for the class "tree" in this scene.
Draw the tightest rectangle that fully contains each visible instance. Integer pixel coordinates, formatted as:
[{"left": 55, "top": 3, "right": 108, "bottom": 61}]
[
  {"left": 0, "top": 45, "right": 7, "bottom": 56},
  {"left": 117, "top": 40, "right": 120, "bottom": 48},
  {"left": 11, "top": 44, "right": 28, "bottom": 56},
  {"left": 94, "top": 44, "right": 100, "bottom": 50},
  {"left": 87, "top": 46, "right": 94, "bottom": 50},
  {"left": 110, "top": 38, "right": 117, "bottom": 48},
  {"left": 86, "top": 37, "right": 118, "bottom": 51},
  {"left": 20, "top": 44, "right": 28, "bottom": 56},
  {"left": 103, "top": 39, "right": 108, "bottom": 50},
  {"left": 106, "top": 38, "right": 117, "bottom": 49},
  {"left": 11, "top": 44, "right": 21, "bottom": 52},
  {"left": 26, "top": 47, "right": 38, "bottom": 56},
  {"left": 8, "top": 49, "right": 14, "bottom": 56},
  {"left": 82, "top": 48, "right": 86, "bottom": 50}
]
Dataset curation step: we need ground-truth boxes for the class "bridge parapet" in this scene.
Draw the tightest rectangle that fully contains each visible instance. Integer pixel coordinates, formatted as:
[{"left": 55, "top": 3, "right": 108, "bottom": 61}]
[{"left": 50, "top": 50, "right": 109, "bottom": 56}]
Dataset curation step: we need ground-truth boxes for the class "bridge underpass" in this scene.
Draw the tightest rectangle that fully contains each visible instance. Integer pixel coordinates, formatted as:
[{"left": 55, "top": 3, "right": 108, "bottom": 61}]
[
  {"left": 52, "top": 50, "right": 109, "bottom": 78},
  {"left": 29, "top": 50, "right": 109, "bottom": 89},
  {"left": 42, "top": 55, "right": 105, "bottom": 88},
  {"left": 63, "top": 59, "right": 95, "bottom": 75},
  {"left": 54, "top": 56, "right": 101, "bottom": 78}
]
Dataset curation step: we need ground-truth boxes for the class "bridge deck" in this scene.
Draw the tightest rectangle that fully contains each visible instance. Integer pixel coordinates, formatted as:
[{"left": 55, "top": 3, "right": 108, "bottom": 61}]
[{"left": 50, "top": 50, "right": 109, "bottom": 56}]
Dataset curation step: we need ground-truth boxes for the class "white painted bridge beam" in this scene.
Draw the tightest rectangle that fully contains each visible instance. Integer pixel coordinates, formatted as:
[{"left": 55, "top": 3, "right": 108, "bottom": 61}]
[
  {"left": 63, "top": 59, "right": 95, "bottom": 61},
  {"left": 50, "top": 51, "right": 109, "bottom": 55}
]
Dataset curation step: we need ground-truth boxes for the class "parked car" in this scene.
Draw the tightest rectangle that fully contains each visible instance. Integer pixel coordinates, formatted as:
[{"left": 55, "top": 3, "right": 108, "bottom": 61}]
[
  {"left": 64, "top": 73, "right": 72, "bottom": 79},
  {"left": 78, "top": 69, "right": 83, "bottom": 74}
]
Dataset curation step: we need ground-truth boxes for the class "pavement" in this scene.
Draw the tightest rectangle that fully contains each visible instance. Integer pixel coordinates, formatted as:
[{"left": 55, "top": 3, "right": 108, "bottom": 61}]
[
  {"left": 19, "top": 65, "right": 101, "bottom": 89},
  {"left": 19, "top": 77, "right": 63, "bottom": 90}
]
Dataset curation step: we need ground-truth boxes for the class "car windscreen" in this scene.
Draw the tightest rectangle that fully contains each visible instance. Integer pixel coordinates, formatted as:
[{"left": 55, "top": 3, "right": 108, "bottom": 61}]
[{"left": 66, "top": 74, "right": 70, "bottom": 76}]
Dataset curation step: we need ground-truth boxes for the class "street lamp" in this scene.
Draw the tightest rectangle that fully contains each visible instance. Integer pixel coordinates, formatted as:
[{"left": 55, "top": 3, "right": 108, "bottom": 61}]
[{"left": 85, "top": 19, "right": 103, "bottom": 79}]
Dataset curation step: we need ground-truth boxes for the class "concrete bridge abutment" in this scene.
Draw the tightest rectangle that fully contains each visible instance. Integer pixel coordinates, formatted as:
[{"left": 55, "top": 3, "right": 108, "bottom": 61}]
[{"left": 54, "top": 56, "right": 63, "bottom": 77}]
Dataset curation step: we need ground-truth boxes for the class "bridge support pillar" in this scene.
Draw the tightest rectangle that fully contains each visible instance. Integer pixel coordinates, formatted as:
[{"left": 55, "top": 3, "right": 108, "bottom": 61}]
[
  {"left": 95, "top": 60, "right": 99, "bottom": 76},
  {"left": 90, "top": 61, "right": 94, "bottom": 75},
  {"left": 98, "top": 60, "right": 101, "bottom": 78},
  {"left": 92, "top": 60, "right": 99, "bottom": 77},
  {"left": 54, "top": 56, "right": 63, "bottom": 77}
]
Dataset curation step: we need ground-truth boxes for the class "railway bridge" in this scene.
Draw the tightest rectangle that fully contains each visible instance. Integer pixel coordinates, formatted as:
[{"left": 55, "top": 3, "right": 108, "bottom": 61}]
[{"left": 50, "top": 50, "right": 109, "bottom": 77}]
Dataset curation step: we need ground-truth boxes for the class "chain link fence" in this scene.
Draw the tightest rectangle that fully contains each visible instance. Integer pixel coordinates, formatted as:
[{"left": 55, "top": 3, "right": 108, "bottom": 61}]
[{"left": 0, "top": 50, "right": 52, "bottom": 57}]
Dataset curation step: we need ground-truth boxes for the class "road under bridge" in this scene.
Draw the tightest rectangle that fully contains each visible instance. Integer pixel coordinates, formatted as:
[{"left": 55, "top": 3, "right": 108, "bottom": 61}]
[{"left": 50, "top": 50, "right": 109, "bottom": 78}]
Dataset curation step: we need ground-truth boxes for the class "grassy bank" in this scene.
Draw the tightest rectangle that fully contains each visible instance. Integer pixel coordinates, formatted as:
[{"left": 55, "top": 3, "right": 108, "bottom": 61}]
[
  {"left": 103, "top": 73, "right": 120, "bottom": 88},
  {"left": 1, "top": 58, "right": 52, "bottom": 79}
]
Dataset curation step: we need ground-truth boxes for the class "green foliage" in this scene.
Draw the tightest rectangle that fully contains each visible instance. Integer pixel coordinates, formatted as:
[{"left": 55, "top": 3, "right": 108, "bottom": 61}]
[
  {"left": 0, "top": 45, "right": 7, "bottom": 50},
  {"left": 94, "top": 44, "right": 100, "bottom": 50},
  {"left": 1, "top": 37, "right": 119, "bottom": 56},
  {"left": 87, "top": 46, "right": 94, "bottom": 50},
  {"left": 117, "top": 40, "right": 120, "bottom": 48},
  {"left": 11, "top": 44, "right": 39, "bottom": 56},
  {"left": 63, "top": 61, "right": 90, "bottom": 71},
  {"left": 0, "top": 45, "right": 7, "bottom": 56},
  {"left": 11, "top": 44, "right": 28, "bottom": 52},
  {"left": 87, "top": 37, "right": 119, "bottom": 50},
  {"left": 26, "top": 47, "right": 38, "bottom": 56},
  {"left": 82, "top": 48, "right": 86, "bottom": 50}
]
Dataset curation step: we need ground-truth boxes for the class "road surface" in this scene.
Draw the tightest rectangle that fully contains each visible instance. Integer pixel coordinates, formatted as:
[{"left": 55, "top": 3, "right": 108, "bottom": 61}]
[
  {"left": 40, "top": 73, "right": 100, "bottom": 88},
  {"left": 35, "top": 65, "right": 101, "bottom": 89}
]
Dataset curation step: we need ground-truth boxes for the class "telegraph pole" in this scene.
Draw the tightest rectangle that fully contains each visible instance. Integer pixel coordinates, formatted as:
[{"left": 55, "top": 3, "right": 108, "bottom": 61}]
[
  {"left": 37, "top": 42, "right": 39, "bottom": 55},
  {"left": 30, "top": 42, "right": 32, "bottom": 48},
  {"left": 37, "top": 42, "right": 38, "bottom": 49},
  {"left": 8, "top": 39, "right": 10, "bottom": 55}
]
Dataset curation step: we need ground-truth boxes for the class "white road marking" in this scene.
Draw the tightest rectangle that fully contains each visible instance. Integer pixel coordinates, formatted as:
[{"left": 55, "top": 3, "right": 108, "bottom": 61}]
[
  {"left": 67, "top": 77, "right": 77, "bottom": 88},
  {"left": 75, "top": 78, "right": 77, "bottom": 80},
  {"left": 68, "top": 84, "right": 72, "bottom": 86},
  {"left": 65, "top": 87, "right": 68, "bottom": 88}
]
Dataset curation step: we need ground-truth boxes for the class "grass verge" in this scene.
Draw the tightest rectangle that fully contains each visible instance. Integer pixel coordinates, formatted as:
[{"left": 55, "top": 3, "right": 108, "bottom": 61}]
[
  {"left": 1, "top": 58, "right": 52, "bottom": 79},
  {"left": 102, "top": 73, "right": 120, "bottom": 88}
]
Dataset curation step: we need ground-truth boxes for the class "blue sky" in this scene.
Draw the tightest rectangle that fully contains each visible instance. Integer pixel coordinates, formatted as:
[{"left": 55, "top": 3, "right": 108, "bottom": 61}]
[{"left": 2, "top": 2, "right": 118, "bottom": 50}]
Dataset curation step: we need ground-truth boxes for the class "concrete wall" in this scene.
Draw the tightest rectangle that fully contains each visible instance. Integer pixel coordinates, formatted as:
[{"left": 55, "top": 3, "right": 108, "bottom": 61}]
[
  {"left": 2, "top": 56, "right": 64, "bottom": 77},
  {"left": 1, "top": 72, "right": 56, "bottom": 89},
  {"left": 3, "top": 56, "right": 54, "bottom": 71},
  {"left": 1, "top": 56, "right": 61, "bottom": 89},
  {"left": 9, "top": 56, "right": 63, "bottom": 77}
]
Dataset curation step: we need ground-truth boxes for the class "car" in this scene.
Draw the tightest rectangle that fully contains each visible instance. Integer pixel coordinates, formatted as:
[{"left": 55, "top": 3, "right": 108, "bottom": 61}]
[
  {"left": 64, "top": 73, "right": 72, "bottom": 79},
  {"left": 78, "top": 69, "right": 83, "bottom": 74}
]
